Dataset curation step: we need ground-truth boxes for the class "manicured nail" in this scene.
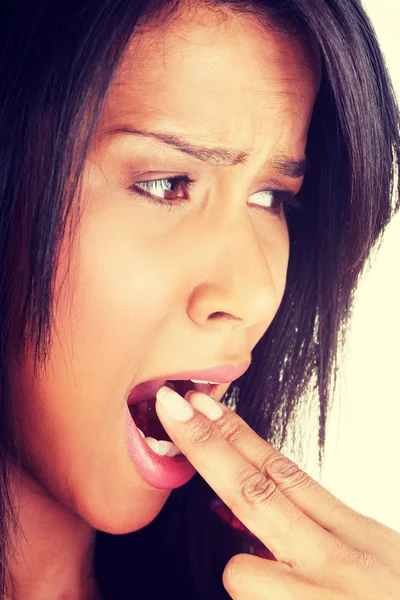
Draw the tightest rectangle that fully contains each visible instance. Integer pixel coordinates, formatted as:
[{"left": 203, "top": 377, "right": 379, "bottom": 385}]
[
  {"left": 186, "top": 391, "right": 224, "bottom": 421},
  {"left": 156, "top": 386, "right": 195, "bottom": 421}
]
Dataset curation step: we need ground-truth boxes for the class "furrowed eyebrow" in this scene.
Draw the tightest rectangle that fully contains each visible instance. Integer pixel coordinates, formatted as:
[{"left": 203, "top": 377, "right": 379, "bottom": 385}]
[
  {"left": 269, "top": 156, "right": 309, "bottom": 179},
  {"left": 106, "top": 126, "right": 309, "bottom": 179}
]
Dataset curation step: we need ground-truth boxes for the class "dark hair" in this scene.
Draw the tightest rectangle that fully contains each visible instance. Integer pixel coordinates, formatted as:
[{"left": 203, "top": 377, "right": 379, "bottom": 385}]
[{"left": 0, "top": 0, "right": 399, "bottom": 598}]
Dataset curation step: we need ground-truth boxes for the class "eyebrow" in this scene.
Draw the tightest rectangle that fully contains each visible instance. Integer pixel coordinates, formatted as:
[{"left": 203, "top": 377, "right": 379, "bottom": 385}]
[{"left": 106, "top": 126, "right": 309, "bottom": 179}]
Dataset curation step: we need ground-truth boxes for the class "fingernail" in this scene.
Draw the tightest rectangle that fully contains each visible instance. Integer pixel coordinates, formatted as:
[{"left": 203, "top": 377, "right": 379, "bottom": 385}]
[
  {"left": 156, "top": 386, "right": 195, "bottom": 421},
  {"left": 186, "top": 391, "right": 224, "bottom": 421}
]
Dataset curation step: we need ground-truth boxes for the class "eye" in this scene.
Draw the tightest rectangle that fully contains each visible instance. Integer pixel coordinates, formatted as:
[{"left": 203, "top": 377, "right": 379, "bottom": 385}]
[
  {"left": 132, "top": 176, "right": 195, "bottom": 208},
  {"left": 249, "top": 189, "right": 295, "bottom": 214},
  {"left": 130, "top": 175, "right": 302, "bottom": 215},
  {"left": 246, "top": 188, "right": 303, "bottom": 217}
]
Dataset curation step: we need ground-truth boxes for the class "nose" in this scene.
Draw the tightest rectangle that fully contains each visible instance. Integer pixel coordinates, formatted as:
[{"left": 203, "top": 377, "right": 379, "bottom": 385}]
[{"left": 187, "top": 206, "right": 288, "bottom": 331}]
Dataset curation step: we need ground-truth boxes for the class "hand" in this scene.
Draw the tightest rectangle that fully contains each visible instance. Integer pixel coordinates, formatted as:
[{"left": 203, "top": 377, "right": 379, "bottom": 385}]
[{"left": 155, "top": 386, "right": 400, "bottom": 599}]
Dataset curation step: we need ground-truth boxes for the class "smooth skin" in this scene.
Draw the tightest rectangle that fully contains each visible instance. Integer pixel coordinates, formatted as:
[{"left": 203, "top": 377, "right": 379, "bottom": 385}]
[
  {"left": 155, "top": 387, "right": 400, "bottom": 599},
  {"left": 8, "top": 3, "right": 319, "bottom": 599}
]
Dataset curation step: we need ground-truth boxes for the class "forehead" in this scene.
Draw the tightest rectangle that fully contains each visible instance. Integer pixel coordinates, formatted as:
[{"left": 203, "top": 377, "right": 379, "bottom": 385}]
[{"left": 99, "top": 4, "right": 319, "bottom": 151}]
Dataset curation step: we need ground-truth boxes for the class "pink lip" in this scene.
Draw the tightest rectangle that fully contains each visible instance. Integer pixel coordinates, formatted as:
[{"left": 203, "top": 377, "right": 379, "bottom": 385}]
[
  {"left": 127, "top": 360, "right": 251, "bottom": 406},
  {"left": 125, "top": 407, "right": 197, "bottom": 489},
  {"left": 165, "top": 362, "right": 251, "bottom": 383}
]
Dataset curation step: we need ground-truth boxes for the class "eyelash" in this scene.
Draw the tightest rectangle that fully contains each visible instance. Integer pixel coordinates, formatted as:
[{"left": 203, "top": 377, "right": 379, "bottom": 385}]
[{"left": 130, "top": 175, "right": 303, "bottom": 216}]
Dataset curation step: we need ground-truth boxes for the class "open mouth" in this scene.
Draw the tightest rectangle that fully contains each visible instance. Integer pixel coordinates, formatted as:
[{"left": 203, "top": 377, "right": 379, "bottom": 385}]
[{"left": 128, "top": 380, "right": 218, "bottom": 444}]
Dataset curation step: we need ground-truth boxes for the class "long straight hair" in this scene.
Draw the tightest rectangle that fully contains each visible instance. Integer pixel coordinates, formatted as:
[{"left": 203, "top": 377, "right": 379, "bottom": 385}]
[{"left": 0, "top": 0, "right": 399, "bottom": 598}]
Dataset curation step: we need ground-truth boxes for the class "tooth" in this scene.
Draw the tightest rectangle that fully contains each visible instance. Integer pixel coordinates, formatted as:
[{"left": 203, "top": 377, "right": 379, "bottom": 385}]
[
  {"left": 158, "top": 440, "right": 182, "bottom": 457},
  {"left": 144, "top": 437, "right": 182, "bottom": 457},
  {"left": 165, "top": 443, "right": 182, "bottom": 457},
  {"left": 144, "top": 437, "right": 160, "bottom": 454},
  {"left": 190, "top": 379, "right": 220, "bottom": 384},
  {"left": 138, "top": 428, "right": 145, "bottom": 438},
  {"left": 157, "top": 440, "right": 173, "bottom": 456}
]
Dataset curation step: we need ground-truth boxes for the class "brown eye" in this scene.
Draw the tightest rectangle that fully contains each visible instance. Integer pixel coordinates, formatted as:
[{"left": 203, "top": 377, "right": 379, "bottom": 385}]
[
  {"left": 133, "top": 176, "right": 195, "bottom": 203},
  {"left": 250, "top": 190, "right": 280, "bottom": 210},
  {"left": 249, "top": 190, "right": 302, "bottom": 215}
]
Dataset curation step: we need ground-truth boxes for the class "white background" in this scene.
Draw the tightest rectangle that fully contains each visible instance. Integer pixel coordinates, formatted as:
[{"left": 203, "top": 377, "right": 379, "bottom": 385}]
[{"left": 285, "top": 0, "right": 400, "bottom": 533}]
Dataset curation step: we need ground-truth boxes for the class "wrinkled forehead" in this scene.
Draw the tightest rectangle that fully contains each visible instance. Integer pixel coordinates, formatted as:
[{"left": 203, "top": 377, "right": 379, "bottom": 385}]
[{"left": 98, "top": 3, "right": 320, "bottom": 151}]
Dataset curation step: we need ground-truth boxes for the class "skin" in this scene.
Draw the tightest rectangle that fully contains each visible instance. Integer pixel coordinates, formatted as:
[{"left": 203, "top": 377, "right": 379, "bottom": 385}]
[
  {"left": 8, "top": 3, "right": 319, "bottom": 599},
  {"left": 153, "top": 388, "right": 400, "bottom": 599}
]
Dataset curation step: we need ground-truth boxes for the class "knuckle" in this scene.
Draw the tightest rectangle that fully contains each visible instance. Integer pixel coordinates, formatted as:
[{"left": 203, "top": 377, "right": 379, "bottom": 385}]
[
  {"left": 233, "top": 466, "right": 277, "bottom": 509},
  {"left": 262, "top": 454, "right": 305, "bottom": 485},
  {"left": 222, "top": 554, "right": 248, "bottom": 592},
  {"left": 341, "top": 543, "right": 381, "bottom": 573},
  {"left": 361, "top": 515, "right": 392, "bottom": 538},
  {"left": 219, "top": 418, "right": 247, "bottom": 446},
  {"left": 186, "top": 417, "right": 217, "bottom": 447}
]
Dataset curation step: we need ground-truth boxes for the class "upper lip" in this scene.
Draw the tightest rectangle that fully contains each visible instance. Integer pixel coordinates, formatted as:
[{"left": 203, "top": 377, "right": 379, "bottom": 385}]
[
  {"left": 126, "top": 360, "right": 251, "bottom": 405},
  {"left": 158, "top": 361, "right": 252, "bottom": 384}
]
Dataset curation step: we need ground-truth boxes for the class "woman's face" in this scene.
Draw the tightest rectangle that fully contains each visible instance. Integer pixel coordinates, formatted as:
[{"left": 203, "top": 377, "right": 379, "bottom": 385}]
[{"left": 12, "top": 4, "right": 319, "bottom": 533}]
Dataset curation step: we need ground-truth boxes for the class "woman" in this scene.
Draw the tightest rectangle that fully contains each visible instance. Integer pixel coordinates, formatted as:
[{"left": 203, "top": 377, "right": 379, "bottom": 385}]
[{"left": 0, "top": 0, "right": 399, "bottom": 598}]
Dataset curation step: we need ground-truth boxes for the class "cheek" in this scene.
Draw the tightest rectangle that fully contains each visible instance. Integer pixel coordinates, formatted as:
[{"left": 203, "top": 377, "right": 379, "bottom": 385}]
[
  {"left": 10, "top": 207, "right": 174, "bottom": 533},
  {"left": 258, "top": 213, "right": 290, "bottom": 306}
]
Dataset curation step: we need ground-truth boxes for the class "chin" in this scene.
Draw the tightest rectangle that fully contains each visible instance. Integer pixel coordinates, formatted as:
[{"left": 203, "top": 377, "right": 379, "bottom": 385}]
[{"left": 76, "top": 484, "right": 172, "bottom": 535}]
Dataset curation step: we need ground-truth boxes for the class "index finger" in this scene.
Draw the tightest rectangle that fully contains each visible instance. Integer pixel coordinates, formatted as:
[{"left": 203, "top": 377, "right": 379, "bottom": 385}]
[{"left": 155, "top": 385, "right": 330, "bottom": 570}]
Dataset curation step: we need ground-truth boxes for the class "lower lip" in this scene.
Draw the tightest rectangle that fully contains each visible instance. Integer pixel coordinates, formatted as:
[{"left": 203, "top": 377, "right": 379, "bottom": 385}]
[{"left": 125, "top": 404, "right": 197, "bottom": 490}]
